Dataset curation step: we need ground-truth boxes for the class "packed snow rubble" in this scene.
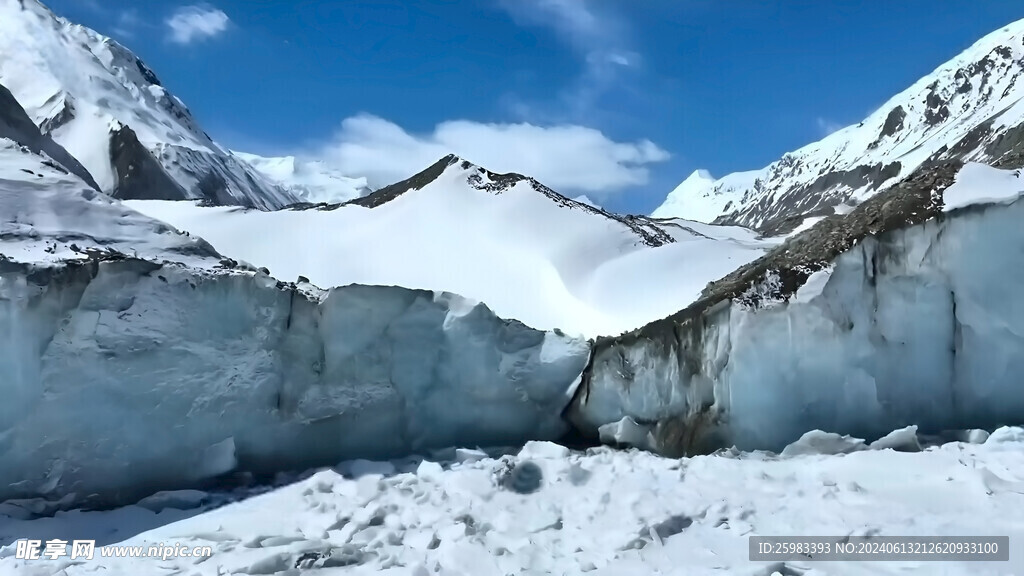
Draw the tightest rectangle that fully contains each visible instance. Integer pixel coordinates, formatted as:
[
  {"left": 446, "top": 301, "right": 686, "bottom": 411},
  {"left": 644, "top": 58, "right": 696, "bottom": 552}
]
[
  {"left": 573, "top": 161, "right": 1024, "bottom": 456},
  {"left": 3, "top": 430, "right": 1024, "bottom": 575}
]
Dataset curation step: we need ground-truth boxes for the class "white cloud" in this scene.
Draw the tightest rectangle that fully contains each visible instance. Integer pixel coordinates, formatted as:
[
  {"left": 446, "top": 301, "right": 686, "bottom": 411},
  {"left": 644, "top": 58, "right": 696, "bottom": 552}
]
[
  {"left": 816, "top": 117, "right": 844, "bottom": 137},
  {"left": 166, "top": 5, "right": 230, "bottom": 45},
  {"left": 112, "top": 10, "right": 141, "bottom": 38},
  {"left": 497, "top": 0, "right": 637, "bottom": 119},
  {"left": 316, "top": 114, "right": 669, "bottom": 195}
]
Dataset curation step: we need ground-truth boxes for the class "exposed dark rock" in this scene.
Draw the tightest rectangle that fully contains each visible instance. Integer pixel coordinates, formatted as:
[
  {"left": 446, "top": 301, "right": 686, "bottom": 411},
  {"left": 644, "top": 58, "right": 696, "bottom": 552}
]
[
  {"left": 985, "top": 120, "right": 1024, "bottom": 169},
  {"left": 876, "top": 105, "right": 907, "bottom": 141},
  {"left": 345, "top": 154, "right": 460, "bottom": 209},
  {"left": 135, "top": 58, "right": 162, "bottom": 87},
  {"left": 499, "top": 460, "right": 544, "bottom": 494},
  {"left": 38, "top": 92, "right": 76, "bottom": 135},
  {"left": 726, "top": 162, "right": 902, "bottom": 235},
  {"left": 924, "top": 82, "right": 951, "bottom": 126},
  {"left": 108, "top": 123, "right": 190, "bottom": 202}
]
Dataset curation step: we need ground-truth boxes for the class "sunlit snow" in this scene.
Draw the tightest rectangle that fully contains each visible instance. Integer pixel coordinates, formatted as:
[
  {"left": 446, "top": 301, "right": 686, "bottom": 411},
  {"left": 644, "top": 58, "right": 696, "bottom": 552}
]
[{"left": 2, "top": 430, "right": 1022, "bottom": 575}]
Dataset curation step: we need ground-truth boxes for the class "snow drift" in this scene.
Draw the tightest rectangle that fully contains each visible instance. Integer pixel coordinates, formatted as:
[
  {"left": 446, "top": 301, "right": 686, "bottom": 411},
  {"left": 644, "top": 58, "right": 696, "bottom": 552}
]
[{"left": 573, "top": 161, "right": 1024, "bottom": 455}]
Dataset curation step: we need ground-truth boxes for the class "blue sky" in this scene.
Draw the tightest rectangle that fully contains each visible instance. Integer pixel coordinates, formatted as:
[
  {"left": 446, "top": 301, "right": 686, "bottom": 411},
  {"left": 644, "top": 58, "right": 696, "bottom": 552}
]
[{"left": 49, "top": 0, "right": 1024, "bottom": 214}]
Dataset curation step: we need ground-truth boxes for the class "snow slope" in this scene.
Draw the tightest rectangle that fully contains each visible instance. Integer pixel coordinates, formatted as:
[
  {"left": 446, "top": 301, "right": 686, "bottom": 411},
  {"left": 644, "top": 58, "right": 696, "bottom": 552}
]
[
  {"left": 0, "top": 0, "right": 298, "bottom": 209},
  {"left": 234, "top": 151, "right": 370, "bottom": 205},
  {"left": 654, "top": 18, "right": 1024, "bottom": 232},
  {"left": 577, "top": 162, "right": 1024, "bottom": 455},
  {"left": 3, "top": 430, "right": 1023, "bottom": 575},
  {"left": 127, "top": 155, "right": 775, "bottom": 338}
]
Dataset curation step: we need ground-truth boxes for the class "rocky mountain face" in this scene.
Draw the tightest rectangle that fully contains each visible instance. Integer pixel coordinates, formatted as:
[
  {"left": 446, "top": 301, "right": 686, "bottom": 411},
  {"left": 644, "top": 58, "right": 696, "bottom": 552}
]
[
  {"left": 0, "top": 0, "right": 299, "bottom": 210},
  {"left": 654, "top": 19, "right": 1024, "bottom": 234},
  {"left": 0, "top": 82, "right": 98, "bottom": 190}
]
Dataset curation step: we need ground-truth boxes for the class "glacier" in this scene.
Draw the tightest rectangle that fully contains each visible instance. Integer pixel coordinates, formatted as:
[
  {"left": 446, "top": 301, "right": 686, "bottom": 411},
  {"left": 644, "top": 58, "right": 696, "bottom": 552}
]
[
  {"left": 572, "top": 161, "right": 1024, "bottom": 455},
  {"left": 0, "top": 261, "right": 590, "bottom": 506},
  {"left": 0, "top": 73, "right": 591, "bottom": 507}
]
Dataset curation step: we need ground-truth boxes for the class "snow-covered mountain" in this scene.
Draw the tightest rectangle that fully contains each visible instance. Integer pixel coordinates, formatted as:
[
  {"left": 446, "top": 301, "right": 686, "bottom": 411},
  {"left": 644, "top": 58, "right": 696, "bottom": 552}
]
[
  {"left": 0, "top": 80, "right": 221, "bottom": 266},
  {"left": 233, "top": 151, "right": 371, "bottom": 205},
  {"left": 654, "top": 18, "right": 1024, "bottom": 233},
  {"left": 0, "top": 0, "right": 299, "bottom": 210},
  {"left": 127, "top": 154, "right": 775, "bottom": 337}
]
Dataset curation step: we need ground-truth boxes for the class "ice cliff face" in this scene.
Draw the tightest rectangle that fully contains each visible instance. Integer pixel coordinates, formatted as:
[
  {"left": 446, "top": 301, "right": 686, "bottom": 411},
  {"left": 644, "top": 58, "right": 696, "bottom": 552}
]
[
  {"left": 653, "top": 18, "right": 1024, "bottom": 234},
  {"left": 574, "top": 161, "right": 1024, "bottom": 455},
  {"left": 0, "top": 260, "right": 589, "bottom": 506},
  {"left": 0, "top": 0, "right": 299, "bottom": 209}
]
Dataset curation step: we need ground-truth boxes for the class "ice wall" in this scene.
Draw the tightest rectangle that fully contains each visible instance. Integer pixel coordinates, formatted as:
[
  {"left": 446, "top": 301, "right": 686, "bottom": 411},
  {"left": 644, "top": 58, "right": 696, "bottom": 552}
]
[
  {"left": 0, "top": 259, "right": 590, "bottom": 506},
  {"left": 573, "top": 195, "right": 1024, "bottom": 455}
]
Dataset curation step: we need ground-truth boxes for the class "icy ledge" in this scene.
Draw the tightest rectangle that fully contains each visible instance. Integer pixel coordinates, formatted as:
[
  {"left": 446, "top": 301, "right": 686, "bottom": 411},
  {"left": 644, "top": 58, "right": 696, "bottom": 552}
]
[
  {"left": 572, "top": 161, "right": 1024, "bottom": 455},
  {"left": 0, "top": 258, "right": 590, "bottom": 506}
]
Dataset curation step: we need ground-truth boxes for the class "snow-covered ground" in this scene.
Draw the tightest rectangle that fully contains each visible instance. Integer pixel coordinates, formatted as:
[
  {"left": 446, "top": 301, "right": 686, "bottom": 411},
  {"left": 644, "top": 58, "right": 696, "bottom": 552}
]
[
  {"left": 943, "top": 163, "right": 1024, "bottom": 212},
  {"left": 2, "top": 428, "right": 1022, "bottom": 576},
  {"left": 125, "top": 159, "right": 775, "bottom": 338}
]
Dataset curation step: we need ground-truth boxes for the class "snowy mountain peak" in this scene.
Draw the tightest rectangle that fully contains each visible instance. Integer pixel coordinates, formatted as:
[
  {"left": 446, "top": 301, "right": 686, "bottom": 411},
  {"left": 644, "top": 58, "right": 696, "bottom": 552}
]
[
  {"left": 654, "top": 17, "right": 1024, "bottom": 233},
  {"left": 0, "top": 0, "right": 299, "bottom": 210},
  {"left": 335, "top": 154, "right": 677, "bottom": 247},
  {"left": 685, "top": 169, "right": 715, "bottom": 183}
]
